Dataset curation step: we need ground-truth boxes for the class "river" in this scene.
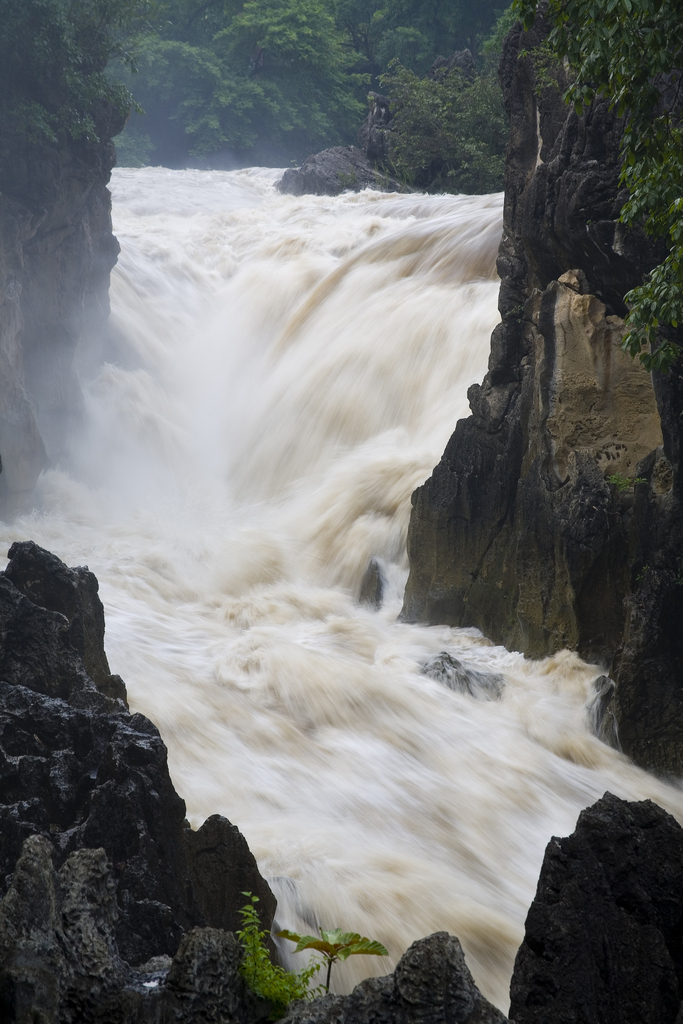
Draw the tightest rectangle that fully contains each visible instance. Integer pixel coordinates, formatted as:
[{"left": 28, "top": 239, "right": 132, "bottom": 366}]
[{"left": 3, "top": 166, "right": 682, "bottom": 1010}]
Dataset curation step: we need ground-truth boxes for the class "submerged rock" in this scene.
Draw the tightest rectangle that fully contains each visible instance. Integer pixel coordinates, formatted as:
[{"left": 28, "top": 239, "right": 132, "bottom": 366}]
[
  {"left": 0, "top": 541, "right": 275, "bottom": 970},
  {"left": 358, "top": 557, "right": 385, "bottom": 610},
  {"left": 283, "top": 932, "right": 507, "bottom": 1024},
  {"left": 422, "top": 652, "right": 504, "bottom": 700},
  {"left": 277, "top": 146, "right": 403, "bottom": 197},
  {"left": 510, "top": 792, "right": 683, "bottom": 1024}
]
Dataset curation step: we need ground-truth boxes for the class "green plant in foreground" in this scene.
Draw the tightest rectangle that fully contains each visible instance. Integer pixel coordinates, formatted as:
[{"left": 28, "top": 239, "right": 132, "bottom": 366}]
[
  {"left": 278, "top": 926, "right": 389, "bottom": 992},
  {"left": 237, "top": 894, "right": 322, "bottom": 1018}
]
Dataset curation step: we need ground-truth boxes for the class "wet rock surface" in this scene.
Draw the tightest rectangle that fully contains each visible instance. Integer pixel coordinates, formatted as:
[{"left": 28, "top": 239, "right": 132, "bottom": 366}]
[
  {"left": 358, "top": 557, "right": 385, "bottom": 610},
  {"left": 0, "top": 541, "right": 275, "bottom": 971},
  {"left": 422, "top": 652, "right": 504, "bottom": 700},
  {"left": 401, "top": 14, "right": 683, "bottom": 774},
  {"left": 283, "top": 932, "right": 507, "bottom": 1024},
  {"left": 277, "top": 146, "right": 403, "bottom": 197},
  {"left": 0, "top": 106, "right": 124, "bottom": 513},
  {"left": 510, "top": 792, "right": 683, "bottom": 1024}
]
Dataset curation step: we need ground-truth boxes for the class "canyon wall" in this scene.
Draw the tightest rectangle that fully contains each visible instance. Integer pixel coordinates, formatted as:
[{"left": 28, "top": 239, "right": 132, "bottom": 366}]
[
  {"left": 0, "top": 103, "right": 123, "bottom": 513},
  {"left": 402, "top": 15, "right": 683, "bottom": 775}
]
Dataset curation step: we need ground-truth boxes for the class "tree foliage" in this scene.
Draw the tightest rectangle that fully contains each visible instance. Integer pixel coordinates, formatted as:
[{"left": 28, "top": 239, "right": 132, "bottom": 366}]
[
  {"left": 381, "top": 61, "right": 508, "bottom": 193},
  {"left": 335, "top": 0, "right": 504, "bottom": 82},
  {"left": 114, "top": 0, "right": 509, "bottom": 166},
  {"left": 0, "top": 0, "right": 155, "bottom": 143},
  {"left": 278, "top": 926, "right": 388, "bottom": 992},
  {"left": 513, "top": 0, "right": 683, "bottom": 370}
]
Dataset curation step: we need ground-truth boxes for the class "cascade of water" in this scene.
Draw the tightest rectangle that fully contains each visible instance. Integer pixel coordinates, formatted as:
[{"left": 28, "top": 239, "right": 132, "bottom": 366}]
[{"left": 4, "top": 166, "right": 682, "bottom": 1011}]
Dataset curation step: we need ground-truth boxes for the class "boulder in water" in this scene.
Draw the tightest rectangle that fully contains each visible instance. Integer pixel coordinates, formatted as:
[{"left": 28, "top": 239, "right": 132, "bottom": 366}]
[
  {"left": 422, "top": 652, "right": 504, "bottom": 700},
  {"left": 359, "top": 557, "right": 385, "bottom": 610},
  {"left": 277, "top": 147, "right": 403, "bottom": 197}
]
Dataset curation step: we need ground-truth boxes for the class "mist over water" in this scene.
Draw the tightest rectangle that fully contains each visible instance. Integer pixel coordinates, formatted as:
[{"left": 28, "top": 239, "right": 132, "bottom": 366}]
[{"left": 5, "top": 166, "right": 683, "bottom": 1010}]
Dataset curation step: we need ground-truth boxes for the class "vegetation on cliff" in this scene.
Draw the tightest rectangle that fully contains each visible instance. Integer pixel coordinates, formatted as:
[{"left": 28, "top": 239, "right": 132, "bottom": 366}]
[
  {"left": 515, "top": 0, "right": 683, "bottom": 369},
  {"left": 0, "top": 0, "right": 154, "bottom": 143}
]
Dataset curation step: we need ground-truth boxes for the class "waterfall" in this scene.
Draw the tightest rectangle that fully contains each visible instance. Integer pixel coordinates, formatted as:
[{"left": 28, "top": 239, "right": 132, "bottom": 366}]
[{"left": 4, "top": 166, "right": 682, "bottom": 1011}]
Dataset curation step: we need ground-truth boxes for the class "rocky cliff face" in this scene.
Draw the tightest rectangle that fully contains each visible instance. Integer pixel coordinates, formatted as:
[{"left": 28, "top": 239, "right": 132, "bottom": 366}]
[
  {"left": 401, "top": 15, "right": 683, "bottom": 775},
  {"left": 0, "top": 541, "right": 275, "bottom": 978},
  {"left": 0, "top": 106, "right": 123, "bottom": 514}
]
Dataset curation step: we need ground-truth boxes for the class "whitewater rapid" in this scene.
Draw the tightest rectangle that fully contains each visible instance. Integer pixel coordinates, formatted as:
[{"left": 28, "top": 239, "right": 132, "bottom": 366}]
[{"left": 5, "top": 166, "right": 683, "bottom": 1010}]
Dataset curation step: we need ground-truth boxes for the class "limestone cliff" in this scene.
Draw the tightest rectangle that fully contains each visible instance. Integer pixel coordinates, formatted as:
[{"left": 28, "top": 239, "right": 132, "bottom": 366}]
[
  {"left": 0, "top": 104, "right": 123, "bottom": 513},
  {"left": 402, "top": 15, "right": 683, "bottom": 774}
]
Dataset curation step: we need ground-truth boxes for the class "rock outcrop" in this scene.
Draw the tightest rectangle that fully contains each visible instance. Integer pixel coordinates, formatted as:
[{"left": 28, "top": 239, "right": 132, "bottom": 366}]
[
  {"left": 0, "top": 833, "right": 271, "bottom": 1024},
  {"left": 401, "top": 14, "right": 683, "bottom": 774},
  {"left": 283, "top": 932, "right": 507, "bottom": 1024},
  {"left": 0, "top": 107, "right": 123, "bottom": 514},
  {"left": 277, "top": 146, "right": 403, "bottom": 197},
  {"left": 357, "top": 93, "right": 393, "bottom": 165},
  {"left": 0, "top": 541, "right": 275, "bottom": 974},
  {"left": 510, "top": 792, "right": 683, "bottom": 1024}
]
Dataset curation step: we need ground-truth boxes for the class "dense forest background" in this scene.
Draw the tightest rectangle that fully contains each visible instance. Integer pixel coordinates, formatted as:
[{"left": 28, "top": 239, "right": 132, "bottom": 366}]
[{"left": 112, "top": 0, "right": 512, "bottom": 187}]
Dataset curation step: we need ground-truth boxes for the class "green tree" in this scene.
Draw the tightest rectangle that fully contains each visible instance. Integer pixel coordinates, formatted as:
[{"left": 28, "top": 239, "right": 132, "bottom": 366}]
[
  {"left": 513, "top": 0, "right": 683, "bottom": 370},
  {"left": 335, "top": 0, "right": 504, "bottom": 82},
  {"left": 380, "top": 60, "right": 508, "bottom": 193},
  {"left": 0, "top": 0, "right": 154, "bottom": 143},
  {"left": 115, "top": 0, "right": 366, "bottom": 165}
]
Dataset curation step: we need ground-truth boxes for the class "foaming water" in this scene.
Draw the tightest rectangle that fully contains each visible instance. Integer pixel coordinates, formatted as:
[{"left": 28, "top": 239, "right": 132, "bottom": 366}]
[{"left": 5, "top": 167, "right": 683, "bottom": 1010}]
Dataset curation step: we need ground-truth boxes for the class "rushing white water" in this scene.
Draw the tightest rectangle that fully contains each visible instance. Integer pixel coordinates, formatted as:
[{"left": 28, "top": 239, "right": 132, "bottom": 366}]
[{"left": 5, "top": 166, "right": 683, "bottom": 1011}]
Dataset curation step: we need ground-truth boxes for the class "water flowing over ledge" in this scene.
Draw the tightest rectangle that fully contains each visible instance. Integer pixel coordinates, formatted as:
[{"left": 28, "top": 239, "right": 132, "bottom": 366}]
[{"left": 3, "top": 167, "right": 682, "bottom": 1010}]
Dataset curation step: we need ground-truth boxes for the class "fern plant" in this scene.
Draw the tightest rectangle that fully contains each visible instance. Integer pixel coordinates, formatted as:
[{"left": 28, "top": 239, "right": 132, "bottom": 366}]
[
  {"left": 278, "top": 927, "right": 388, "bottom": 992},
  {"left": 237, "top": 894, "right": 322, "bottom": 1019}
]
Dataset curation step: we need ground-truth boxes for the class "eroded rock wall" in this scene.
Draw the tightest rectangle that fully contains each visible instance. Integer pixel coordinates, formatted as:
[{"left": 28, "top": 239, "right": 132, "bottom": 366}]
[
  {"left": 401, "top": 14, "right": 683, "bottom": 774},
  {"left": 0, "top": 107, "right": 123, "bottom": 513},
  {"left": 0, "top": 541, "right": 275, "bottom": 971}
]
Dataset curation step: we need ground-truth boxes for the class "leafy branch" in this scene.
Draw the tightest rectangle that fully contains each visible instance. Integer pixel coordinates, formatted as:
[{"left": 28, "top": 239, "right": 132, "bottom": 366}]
[{"left": 278, "top": 927, "right": 388, "bottom": 992}]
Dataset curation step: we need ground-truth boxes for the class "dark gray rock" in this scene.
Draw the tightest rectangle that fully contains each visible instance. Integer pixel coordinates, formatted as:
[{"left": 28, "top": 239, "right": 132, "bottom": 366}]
[
  {"left": 277, "top": 147, "right": 403, "bottom": 197},
  {"left": 0, "top": 541, "right": 275, "bottom": 969},
  {"left": 429, "top": 49, "right": 476, "bottom": 81},
  {"left": 0, "top": 834, "right": 271, "bottom": 1024},
  {"left": 422, "top": 652, "right": 504, "bottom": 700},
  {"left": 358, "top": 558, "right": 385, "bottom": 610},
  {"left": 509, "top": 792, "right": 683, "bottom": 1024},
  {"left": 358, "top": 93, "right": 393, "bottom": 165},
  {"left": 0, "top": 101, "right": 123, "bottom": 512},
  {"left": 401, "top": 13, "right": 683, "bottom": 774},
  {"left": 283, "top": 932, "right": 507, "bottom": 1024}
]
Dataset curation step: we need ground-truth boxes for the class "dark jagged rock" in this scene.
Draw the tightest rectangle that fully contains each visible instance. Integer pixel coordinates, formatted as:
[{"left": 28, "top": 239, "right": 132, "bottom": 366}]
[
  {"left": 0, "top": 104, "right": 124, "bottom": 513},
  {"left": 4, "top": 539, "right": 125, "bottom": 700},
  {"left": 0, "top": 834, "right": 271, "bottom": 1024},
  {"left": 422, "top": 652, "right": 504, "bottom": 700},
  {"left": 509, "top": 792, "right": 683, "bottom": 1024},
  {"left": 277, "top": 146, "right": 403, "bottom": 197},
  {"left": 401, "top": 14, "right": 683, "bottom": 774},
  {"left": 283, "top": 932, "right": 507, "bottom": 1024},
  {"left": 358, "top": 93, "right": 393, "bottom": 165},
  {"left": 358, "top": 557, "right": 385, "bottom": 610},
  {"left": 429, "top": 49, "right": 476, "bottom": 81},
  {"left": 0, "top": 541, "right": 275, "bottom": 972}
]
